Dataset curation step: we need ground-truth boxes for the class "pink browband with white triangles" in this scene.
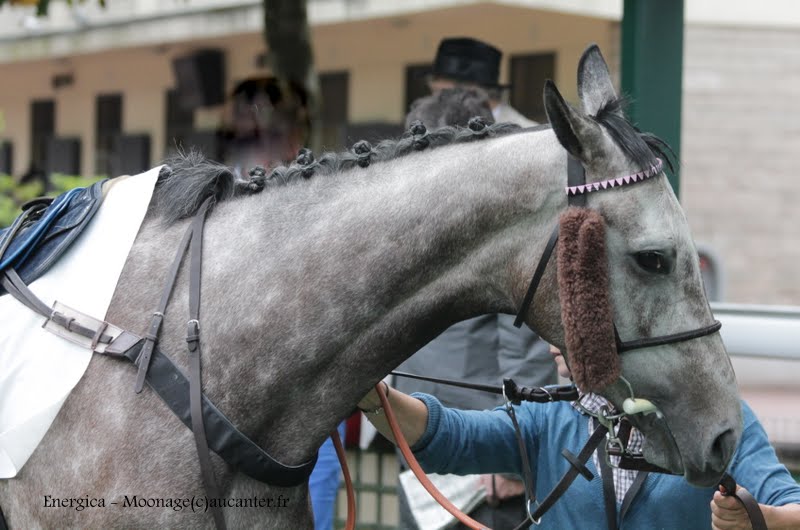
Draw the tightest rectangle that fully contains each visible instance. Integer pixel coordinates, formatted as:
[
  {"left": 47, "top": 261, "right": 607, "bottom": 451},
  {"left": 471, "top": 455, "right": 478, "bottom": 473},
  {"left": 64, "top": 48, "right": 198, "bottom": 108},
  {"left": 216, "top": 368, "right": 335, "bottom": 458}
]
[{"left": 565, "top": 158, "right": 664, "bottom": 196}]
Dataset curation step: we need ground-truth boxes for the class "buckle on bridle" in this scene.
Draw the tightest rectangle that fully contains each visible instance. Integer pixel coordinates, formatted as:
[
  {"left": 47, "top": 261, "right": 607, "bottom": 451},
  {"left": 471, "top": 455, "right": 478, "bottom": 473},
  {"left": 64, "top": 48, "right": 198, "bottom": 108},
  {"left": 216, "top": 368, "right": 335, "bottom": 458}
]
[{"left": 526, "top": 498, "right": 542, "bottom": 525}]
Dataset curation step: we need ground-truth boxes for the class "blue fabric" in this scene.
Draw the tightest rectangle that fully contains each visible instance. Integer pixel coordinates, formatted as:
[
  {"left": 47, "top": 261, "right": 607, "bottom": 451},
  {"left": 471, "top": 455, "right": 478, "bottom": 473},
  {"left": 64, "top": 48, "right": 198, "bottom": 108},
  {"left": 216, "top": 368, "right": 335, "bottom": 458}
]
[
  {"left": 309, "top": 421, "right": 347, "bottom": 530},
  {"left": 411, "top": 394, "right": 800, "bottom": 529},
  {"left": 0, "top": 181, "right": 105, "bottom": 296}
]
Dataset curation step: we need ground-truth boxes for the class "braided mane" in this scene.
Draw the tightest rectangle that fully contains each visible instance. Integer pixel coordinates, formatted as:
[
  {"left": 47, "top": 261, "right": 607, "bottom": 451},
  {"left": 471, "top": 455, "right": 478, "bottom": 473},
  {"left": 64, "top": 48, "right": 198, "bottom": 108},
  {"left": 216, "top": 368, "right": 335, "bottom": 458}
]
[{"left": 154, "top": 119, "right": 520, "bottom": 223}]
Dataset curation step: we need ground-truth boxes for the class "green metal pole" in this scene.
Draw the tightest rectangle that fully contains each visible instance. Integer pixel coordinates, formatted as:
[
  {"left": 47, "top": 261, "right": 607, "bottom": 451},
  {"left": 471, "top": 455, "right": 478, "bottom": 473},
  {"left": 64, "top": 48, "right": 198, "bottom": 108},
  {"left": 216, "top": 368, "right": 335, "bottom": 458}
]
[{"left": 621, "top": 0, "right": 684, "bottom": 197}]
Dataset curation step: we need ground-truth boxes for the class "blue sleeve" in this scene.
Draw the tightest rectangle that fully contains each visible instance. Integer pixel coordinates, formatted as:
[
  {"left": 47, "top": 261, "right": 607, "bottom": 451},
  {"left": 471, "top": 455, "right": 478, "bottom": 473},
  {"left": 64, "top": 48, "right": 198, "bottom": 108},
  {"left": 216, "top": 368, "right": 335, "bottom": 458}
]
[
  {"left": 409, "top": 393, "right": 540, "bottom": 476},
  {"left": 730, "top": 402, "right": 800, "bottom": 506},
  {"left": 496, "top": 315, "right": 557, "bottom": 387}
]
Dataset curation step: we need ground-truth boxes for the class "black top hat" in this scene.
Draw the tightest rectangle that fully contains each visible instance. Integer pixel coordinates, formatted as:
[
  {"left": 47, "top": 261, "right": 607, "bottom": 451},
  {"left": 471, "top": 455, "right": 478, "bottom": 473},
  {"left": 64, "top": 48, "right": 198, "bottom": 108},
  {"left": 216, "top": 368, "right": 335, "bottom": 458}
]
[{"left": 431, "top": 37, "right": 508, "bottom": 89}]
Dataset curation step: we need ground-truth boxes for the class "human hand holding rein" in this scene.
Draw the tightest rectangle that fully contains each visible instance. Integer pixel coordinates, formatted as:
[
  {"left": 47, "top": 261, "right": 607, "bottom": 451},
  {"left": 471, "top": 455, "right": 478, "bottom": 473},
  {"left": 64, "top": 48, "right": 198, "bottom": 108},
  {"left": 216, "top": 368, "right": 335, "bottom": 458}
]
[{"left": 711, "top": 483, "right": 800, "bottom": 529}]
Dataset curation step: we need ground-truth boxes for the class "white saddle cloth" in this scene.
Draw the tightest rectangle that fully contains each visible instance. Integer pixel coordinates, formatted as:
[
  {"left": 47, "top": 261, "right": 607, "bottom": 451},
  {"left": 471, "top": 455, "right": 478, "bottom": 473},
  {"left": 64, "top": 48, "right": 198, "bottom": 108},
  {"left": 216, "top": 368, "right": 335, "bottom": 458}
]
[{"left": 0, "top": 167, "right": 159, "bottom": 478}]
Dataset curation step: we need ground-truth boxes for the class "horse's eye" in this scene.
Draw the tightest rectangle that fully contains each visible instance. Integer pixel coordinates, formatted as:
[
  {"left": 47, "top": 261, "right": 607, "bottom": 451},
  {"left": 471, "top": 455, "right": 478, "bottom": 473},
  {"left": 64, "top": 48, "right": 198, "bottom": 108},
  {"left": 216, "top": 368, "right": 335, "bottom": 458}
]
[{"left": 635, "top": 251, "right": 671, "bottom": 274}]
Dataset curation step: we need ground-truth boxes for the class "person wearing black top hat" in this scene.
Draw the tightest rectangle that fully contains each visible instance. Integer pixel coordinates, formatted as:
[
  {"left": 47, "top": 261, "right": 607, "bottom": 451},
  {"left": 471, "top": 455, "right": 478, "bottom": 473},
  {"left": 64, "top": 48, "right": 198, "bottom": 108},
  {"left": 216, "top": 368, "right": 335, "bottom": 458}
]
[{"left": 427, "top": 37, "right": 537, "bottom": 127}]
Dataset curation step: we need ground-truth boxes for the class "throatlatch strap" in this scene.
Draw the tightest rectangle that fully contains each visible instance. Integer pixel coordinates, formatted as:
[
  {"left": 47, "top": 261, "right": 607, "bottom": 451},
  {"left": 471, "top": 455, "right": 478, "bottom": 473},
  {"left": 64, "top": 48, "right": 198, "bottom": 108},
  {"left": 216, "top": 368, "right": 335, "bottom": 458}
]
[{"left": 513, "top": 224, "right": 559, "bottom": 328}]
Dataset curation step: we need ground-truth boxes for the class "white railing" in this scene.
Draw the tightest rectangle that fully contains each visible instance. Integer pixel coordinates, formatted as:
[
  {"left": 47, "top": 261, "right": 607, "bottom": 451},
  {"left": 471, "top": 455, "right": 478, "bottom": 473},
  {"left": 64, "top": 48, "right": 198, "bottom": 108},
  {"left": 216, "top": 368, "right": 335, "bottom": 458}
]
[{"left": 712, "top": 302, "right": 800, "bottom": 361}]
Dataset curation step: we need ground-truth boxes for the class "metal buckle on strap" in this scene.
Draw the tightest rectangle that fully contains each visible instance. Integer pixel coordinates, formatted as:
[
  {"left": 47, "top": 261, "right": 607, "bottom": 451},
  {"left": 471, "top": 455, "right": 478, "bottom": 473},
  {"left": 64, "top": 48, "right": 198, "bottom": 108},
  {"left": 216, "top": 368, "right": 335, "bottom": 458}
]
[
  {"left": 527, "top": 498, "right": 543, "bottom": 525},
  {"left": 186, "top": 319, "right": 201, "bottom": 351},
  {"left": 42, "top": 300, "right": 123, "bottom": 353}
]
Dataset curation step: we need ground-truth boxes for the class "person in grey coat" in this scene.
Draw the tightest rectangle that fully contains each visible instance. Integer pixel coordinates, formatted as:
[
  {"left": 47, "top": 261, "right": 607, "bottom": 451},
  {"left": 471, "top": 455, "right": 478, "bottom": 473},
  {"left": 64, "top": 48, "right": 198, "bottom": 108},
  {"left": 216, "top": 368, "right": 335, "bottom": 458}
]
[
  {"left": 393, "top": 87, "right": 557, "bottom": 530},
  {"left": 425, "top": 36, "right": 537, "bottom": 128}
]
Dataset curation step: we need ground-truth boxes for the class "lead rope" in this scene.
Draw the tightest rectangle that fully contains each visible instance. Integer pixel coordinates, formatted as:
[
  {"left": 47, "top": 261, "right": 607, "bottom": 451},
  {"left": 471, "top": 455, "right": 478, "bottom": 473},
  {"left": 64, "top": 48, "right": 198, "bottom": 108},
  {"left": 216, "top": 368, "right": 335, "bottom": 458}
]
[
  {"left": 331, "top": 429, "right": 356, "bottom": 530},
  {"left": 376, "top": 384, "right": 490, "bottom": 530}
]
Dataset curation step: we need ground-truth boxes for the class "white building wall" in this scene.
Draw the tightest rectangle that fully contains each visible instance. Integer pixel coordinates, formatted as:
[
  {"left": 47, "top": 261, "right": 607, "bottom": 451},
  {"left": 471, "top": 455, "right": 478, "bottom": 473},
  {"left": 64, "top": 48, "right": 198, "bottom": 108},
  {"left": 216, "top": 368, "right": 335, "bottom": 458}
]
[{"left": 681, "top": 24, "right": 800, "bottom": 305}]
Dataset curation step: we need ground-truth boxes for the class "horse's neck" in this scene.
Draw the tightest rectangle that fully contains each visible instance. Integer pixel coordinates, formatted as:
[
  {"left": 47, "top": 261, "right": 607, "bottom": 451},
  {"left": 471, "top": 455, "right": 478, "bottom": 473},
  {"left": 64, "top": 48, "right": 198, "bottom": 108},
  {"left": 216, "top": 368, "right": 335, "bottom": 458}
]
[{"left": 203, "top": 131, "right": 565, "bottom": 461}]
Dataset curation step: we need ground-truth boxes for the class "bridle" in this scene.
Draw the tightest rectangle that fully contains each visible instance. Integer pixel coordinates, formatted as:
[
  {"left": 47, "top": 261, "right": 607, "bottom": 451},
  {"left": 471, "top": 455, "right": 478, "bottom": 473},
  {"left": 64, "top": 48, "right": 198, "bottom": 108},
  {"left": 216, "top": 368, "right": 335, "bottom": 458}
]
[
  {"left": 512, "top": 154, "right": 722, "bottom": 352},
  {"left": 380, "top": 153, "right": 766, "bottom": 530}
]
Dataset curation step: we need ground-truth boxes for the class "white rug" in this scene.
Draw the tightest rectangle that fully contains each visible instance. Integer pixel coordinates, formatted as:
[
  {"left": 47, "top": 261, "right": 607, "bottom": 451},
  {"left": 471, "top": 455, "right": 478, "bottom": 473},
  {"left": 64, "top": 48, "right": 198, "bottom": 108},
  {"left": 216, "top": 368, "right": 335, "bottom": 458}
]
[{"left": 0, "top": 166, "right": 159, "bottom": 478}]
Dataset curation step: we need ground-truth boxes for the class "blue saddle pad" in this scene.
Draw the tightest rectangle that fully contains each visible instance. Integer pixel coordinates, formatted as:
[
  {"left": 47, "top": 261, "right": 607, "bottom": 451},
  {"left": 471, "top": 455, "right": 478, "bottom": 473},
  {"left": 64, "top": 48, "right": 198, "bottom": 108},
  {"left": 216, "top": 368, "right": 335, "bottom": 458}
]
[{"left": 0, "top": 180, "right": 106, "bottom": 296}]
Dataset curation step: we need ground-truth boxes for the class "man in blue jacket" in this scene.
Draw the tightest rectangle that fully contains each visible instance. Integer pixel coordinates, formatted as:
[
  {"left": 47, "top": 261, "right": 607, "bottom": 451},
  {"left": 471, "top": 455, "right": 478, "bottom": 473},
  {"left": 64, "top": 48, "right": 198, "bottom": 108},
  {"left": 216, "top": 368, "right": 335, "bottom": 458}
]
[{"left": 360, "top": 348, "right": 800, "bottom": 529}]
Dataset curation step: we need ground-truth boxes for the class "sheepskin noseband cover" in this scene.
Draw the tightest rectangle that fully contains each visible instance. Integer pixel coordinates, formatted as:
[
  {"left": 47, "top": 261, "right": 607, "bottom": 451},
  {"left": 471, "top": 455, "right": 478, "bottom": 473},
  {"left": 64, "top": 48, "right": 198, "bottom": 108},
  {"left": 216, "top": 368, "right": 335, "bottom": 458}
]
[{"left": 557, "top": 207, "right": 620, "bottom": 392}]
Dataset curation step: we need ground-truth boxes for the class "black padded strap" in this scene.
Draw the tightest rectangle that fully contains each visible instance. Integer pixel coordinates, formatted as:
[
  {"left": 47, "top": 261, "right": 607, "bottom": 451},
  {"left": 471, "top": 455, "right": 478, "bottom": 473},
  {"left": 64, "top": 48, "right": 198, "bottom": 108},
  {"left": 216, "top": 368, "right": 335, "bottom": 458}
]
[{"left": 120, "top": 342, "right": 318, "bottom": 486}]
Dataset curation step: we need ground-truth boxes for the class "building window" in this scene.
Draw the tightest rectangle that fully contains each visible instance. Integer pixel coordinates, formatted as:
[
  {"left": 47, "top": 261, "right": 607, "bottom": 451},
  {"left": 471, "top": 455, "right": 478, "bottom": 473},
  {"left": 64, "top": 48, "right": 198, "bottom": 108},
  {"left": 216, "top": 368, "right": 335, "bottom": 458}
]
[
  {"left": 95, "top": 93, "right": 122, "bottom": 176},
  {"left": 404, "top": 63, "right": 432, "bottom": 117},
  {"left": 319, "top": 71, "right": 349, "bottom": 150},
  {"left": 164, "top": 88, "right": 195, "bottom": 155},
  {"left": 509, "top": 52, "right": 555, "bottom": 123},
  {"left": 30, "top": 99, "right": 55, "bottom": 176}
]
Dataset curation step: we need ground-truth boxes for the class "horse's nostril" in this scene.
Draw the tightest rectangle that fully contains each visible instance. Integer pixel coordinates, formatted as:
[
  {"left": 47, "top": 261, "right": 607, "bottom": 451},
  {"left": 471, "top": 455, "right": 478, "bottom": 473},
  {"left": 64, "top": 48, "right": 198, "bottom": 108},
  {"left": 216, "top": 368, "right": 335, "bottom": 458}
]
[{"left": 710, "top": 428, "right": 736, "bottom": 470}]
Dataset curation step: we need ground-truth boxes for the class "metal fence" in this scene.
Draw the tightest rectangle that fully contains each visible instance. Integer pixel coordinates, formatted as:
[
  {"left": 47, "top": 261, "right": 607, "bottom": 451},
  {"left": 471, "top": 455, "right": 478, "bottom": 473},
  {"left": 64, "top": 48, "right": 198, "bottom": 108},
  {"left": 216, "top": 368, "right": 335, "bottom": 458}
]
[{"left": 335, "top": 445, "right": 400, "bottom": 530}]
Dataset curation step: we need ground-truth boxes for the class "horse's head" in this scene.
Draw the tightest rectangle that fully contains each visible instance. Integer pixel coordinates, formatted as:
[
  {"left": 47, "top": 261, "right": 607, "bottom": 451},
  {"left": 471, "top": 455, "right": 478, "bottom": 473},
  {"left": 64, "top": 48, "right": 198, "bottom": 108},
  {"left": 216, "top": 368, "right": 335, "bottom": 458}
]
[{"left": 538, "top": 45, "right": 742, "bottom": 486}]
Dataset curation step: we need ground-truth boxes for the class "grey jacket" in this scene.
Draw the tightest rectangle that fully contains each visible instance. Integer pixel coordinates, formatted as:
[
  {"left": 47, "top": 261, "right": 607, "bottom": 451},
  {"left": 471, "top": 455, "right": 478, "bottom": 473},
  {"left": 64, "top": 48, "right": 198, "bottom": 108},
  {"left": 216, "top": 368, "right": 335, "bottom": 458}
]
[{"left": 395, "top": 314, "right": 557, "bottom": 411}]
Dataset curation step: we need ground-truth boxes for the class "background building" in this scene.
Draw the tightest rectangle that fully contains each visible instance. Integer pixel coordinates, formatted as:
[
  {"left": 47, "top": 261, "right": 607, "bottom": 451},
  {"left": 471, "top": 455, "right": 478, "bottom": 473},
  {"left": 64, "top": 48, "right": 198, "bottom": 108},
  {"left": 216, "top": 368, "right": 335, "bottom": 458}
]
[{"left": 0, "top": 1, "right": 797, "bottom": 525}]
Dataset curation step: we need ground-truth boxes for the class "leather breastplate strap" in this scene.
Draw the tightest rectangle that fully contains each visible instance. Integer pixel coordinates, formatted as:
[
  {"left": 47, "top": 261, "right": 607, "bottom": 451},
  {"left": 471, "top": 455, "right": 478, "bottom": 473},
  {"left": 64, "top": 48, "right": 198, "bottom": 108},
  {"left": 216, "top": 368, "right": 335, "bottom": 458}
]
[
  {"left": 0, "top": 273, "right": 318, "bottom": 486},
  {"left": 0, "top": 198, "right": 318, "bottom": 530}
]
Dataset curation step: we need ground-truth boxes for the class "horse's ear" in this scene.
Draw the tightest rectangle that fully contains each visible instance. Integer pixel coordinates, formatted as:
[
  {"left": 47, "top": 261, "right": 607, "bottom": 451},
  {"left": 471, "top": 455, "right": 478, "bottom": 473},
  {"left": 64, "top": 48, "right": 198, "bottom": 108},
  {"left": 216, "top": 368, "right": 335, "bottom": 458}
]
[
  {"left": 577, "top": 44, "right": 616, "bottom": 116},
  {"left": 544, "top": 79, "right": 600, "bottom": 162}
]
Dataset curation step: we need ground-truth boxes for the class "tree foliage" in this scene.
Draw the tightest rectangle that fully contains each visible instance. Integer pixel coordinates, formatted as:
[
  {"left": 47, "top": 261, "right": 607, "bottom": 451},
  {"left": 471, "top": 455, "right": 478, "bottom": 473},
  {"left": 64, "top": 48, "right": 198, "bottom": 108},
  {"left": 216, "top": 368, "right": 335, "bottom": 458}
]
[{"left": 0, "top": 0, "right": 105, "bottom": 17}]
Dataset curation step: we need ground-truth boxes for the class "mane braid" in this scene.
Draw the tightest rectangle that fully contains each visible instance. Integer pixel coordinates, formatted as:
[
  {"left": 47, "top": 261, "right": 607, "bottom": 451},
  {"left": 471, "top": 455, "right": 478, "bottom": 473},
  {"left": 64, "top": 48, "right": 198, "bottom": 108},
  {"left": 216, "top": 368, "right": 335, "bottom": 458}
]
[
  {"left": 155, "top": 148, "right": 237, "bottom": 223},
  {"left": 265, "top": 121, "right": 520, "bottom": 185},
  {"left": 594, "top": 97, "right": 676, "bottom": 173},
  {"left": 152, "top": 122, "right": 520, "bottom": 223}
]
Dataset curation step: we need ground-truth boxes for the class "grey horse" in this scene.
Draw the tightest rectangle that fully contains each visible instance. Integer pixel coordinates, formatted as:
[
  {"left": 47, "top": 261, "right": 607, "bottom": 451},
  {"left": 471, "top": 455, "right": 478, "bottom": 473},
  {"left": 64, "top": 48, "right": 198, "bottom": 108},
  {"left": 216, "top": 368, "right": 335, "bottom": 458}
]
[{"left": 0, "top": 45, "right": 741, "bottom": 529}]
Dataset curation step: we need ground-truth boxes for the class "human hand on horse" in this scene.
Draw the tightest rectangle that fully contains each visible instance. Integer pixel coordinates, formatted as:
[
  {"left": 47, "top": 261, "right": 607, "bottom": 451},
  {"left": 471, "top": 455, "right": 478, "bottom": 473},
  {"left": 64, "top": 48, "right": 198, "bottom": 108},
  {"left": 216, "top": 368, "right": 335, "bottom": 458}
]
[{"left": 357, "top": 383, "right": 429, "bottom": 447}]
